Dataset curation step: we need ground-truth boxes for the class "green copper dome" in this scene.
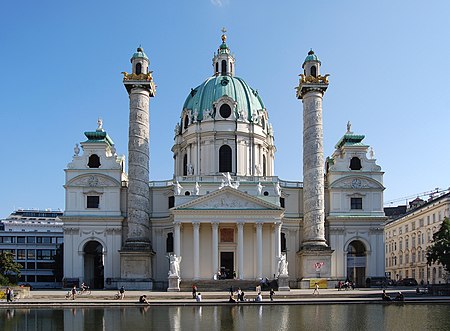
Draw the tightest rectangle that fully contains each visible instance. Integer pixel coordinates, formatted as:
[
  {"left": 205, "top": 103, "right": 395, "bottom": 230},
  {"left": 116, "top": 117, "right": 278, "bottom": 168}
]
[
  {"left": 131, "top": 47, "right": 148, "bottom": 62},
  {"left": 303, "top": 49, "right": 320, "bottom": 64},
  {"left": 183, "top": 75, "right": 265, "bottom": 121}
]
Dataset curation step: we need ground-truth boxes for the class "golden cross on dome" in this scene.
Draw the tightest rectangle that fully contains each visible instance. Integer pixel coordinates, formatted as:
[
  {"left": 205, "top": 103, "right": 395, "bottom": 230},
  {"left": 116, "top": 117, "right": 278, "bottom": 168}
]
[{"left": 221, "top": 27, "right": 227, "bottom": 43}]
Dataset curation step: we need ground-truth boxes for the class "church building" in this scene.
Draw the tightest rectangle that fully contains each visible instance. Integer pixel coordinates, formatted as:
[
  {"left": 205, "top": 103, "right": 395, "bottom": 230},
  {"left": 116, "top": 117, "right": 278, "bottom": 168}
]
[{"left": 61, "top": 32, "right": 386, "bottom": 290}]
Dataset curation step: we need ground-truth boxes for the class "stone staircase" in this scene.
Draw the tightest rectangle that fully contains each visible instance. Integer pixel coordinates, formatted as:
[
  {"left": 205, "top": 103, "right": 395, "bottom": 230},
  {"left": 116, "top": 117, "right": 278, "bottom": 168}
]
[{"left": 180, "top": 279, "right": 261, "bottom": 292}]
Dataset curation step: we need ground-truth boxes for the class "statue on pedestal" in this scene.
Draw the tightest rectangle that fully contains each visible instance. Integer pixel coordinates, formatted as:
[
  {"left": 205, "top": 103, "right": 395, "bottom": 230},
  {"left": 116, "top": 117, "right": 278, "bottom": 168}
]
[
  {"left": 277, "top": 254, "right": 289, "bottom": 277},
  {"left": 168, "top": 254, "right": 182, "bottom": 277}
]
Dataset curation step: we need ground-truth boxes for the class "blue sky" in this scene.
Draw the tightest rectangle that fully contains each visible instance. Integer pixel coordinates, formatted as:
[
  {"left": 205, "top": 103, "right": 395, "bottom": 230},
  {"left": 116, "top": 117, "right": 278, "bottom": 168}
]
[{"left": 1, "top": 0, "right": 449, "bottom": 217}]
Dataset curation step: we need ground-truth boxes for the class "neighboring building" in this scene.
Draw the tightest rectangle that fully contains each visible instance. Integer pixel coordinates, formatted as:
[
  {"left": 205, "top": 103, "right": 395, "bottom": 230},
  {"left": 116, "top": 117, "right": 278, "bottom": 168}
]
[
  {"left": 0, "top": 209, "right": 64, "bottom": 288},
  {"left": 385, "top": 191, "right": 450, "bottom": 284},
  {"left": 62, "top": 33, "right": 386, "bottom": 289}
]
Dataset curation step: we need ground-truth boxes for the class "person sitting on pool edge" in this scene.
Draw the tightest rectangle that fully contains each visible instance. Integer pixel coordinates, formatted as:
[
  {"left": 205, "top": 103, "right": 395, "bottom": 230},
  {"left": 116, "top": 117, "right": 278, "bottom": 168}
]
[{"left": 139, "top": 295, "right": 149, "bottom": 304}]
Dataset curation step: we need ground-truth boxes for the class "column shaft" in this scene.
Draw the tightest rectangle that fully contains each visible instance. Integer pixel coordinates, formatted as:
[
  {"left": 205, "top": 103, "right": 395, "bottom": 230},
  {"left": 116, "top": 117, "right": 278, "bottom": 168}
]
[
  {"left": 237, "top": 222, "right": 244, "bottom": 279},
  {"left": 256, "top": 223, "right": 263, "bottom": 279},
  {"left": 212, "top": 222, "right": 219, "bottom": 277},
  {"left": 174, "top": 222, "right": 181, "bottom": 256},
  {"left": 193, "top": 222, "right": 200, "bottom": 279}
]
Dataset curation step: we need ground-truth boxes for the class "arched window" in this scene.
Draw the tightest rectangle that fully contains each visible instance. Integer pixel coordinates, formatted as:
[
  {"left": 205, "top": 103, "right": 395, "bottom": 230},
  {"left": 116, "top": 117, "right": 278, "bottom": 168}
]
[
  {"left": 230, "top": 62, "right": 233, "bottom": 74},
  {"left": 263, "top": 155, "right": 267, "bottom": 176},
  {"left": 88, "top": 154, "right": 101, "bottom": 168},
  {"left": 184, "top": 114, "right": 189, "bottom": 129},
  {"left": 219, "top": 104, "right": 231, "bottom": 118},
  {"left": 281, "top": 233, "right": 287, "bottom": 252},
  {"left": 310, "top": 66, "right": 317, "bottom": 77},
  {"left": 221, "top": 60, "right": 227, "bottom": 75},
  {"left": 215, "top": 62, "right": 219, "bottom": 74},
  {"left": 166, "top": 233, "right": 174, "bottom": 253},
  {"left": 183, "top": 155, "right": 188, "bottom": 176},
  {"left": 261, "top": 117, "right": 265, "bottom": 130},
  {"left": 349, "top": 157, "right": 362, "bottom": 170},
  {"left": 219, "top": 145, "right": 232, "bottom": 173},
  {"left": 136, "top": 63, "right": 142, "bottom": 75}
]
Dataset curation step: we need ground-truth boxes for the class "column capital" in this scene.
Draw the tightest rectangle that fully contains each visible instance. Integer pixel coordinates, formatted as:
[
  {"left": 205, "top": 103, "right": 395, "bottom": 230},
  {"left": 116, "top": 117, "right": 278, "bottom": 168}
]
[
  {"left": 237, "top": 221, "right": 245, "bottom": 229},
  {"left": 192, "top": 221, "right": 201, "bottom": 229},
  {"left": 255, "top": 222, "right": 264, "bottom": 230},
  {"left": 211, "top": 221, "right": 219, "bottom": 230}
]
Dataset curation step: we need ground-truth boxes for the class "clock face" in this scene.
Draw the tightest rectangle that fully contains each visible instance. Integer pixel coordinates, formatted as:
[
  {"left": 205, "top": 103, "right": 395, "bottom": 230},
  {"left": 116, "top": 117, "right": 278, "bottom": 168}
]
[{"left": 351, "top": 179, "right": 362, "bottom": 189}]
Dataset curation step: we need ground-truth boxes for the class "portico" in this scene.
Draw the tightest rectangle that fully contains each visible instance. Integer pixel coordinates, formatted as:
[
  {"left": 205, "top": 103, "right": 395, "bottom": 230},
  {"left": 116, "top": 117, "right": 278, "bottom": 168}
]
[{"left": 171, "top": 187, "right": 283, "bottom": 280}]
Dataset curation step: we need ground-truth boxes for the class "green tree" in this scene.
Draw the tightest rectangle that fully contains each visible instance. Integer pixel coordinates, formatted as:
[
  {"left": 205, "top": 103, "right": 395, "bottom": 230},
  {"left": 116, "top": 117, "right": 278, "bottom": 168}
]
[
  {"left": 0, "top": 251, "right": 22, "bottom": 285},
  {"left": 427, "top": 217, "right": 450, "bottom": 274}
]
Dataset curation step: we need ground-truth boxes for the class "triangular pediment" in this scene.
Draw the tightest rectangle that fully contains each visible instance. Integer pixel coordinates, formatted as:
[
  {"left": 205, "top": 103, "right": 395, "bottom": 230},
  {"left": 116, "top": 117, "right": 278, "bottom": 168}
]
[{"left": 173, "top": 186, "right": 282, "bottom": 211}]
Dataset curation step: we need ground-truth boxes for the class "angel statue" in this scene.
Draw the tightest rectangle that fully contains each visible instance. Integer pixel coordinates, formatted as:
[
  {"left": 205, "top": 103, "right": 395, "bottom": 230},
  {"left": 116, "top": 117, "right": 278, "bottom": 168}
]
[
  {"left": 173, "top": 181, "right": 183, "bottom": 195},
  {"left": 277, "top": 254, "right": 288, "bottom": 277},
  {"left": 168, "top": 254, "right": 182, "bottom": 277}
]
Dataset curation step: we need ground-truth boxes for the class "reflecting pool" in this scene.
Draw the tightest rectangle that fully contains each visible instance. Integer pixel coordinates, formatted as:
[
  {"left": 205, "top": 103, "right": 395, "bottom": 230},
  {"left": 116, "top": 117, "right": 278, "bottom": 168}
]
[{"left": 1, "top": 304, "right": 449, "bottom": 331}]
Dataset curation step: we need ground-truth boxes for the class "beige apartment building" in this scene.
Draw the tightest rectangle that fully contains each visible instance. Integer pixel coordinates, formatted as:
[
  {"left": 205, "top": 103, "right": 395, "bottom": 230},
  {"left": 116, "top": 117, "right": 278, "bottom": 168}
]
[{"left": 385, "top": 191, "right": 450, "bottom": 284}]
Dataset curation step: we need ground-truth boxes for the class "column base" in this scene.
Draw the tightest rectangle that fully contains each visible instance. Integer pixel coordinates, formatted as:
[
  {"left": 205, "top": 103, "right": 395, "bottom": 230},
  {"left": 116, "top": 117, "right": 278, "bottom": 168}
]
[
  {"left": 277, "top": 275, "right": 290, "bottom": 291},
  {"left": 297, "top": 245, "right": 333, "bottom": 282},
  {"left": 167, "top": 275, "right": 181, "bottom": 292},
  {"left": 119, "top": 249, "right": 154, "bottom": 288}
]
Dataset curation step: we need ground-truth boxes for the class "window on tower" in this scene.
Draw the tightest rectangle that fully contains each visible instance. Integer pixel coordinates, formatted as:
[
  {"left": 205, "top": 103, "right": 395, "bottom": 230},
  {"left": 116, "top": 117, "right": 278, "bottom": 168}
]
[
  {"left": 215, "top": 62, "right": 219, "bottom": 74},
  {"left": 136, "top": 63, "right": 142, "bottom": 75},
  {"left": 350, "top": 197, "right": 363, "bottom": 210},
  {"left": 263, "top": 155, "right": 267, "bottom": 176},
  {"left": 87, "top": 196, "right": 100, "bottom": 209},
  {"left": 219, "top": 104, "right": 231, "bottom": 118},
  {"left": 184, "top": 114, "right": 189, "bottom": 130},
  {"left": 219, "top": 145, "right": 232, "bottom": 173},
  {"left": 88, "top": 154, "right": 101, "bottom": 168},
  {"left": 221, "top": 60, "right": 227, "bottom": 75},
  {"left": 311, "top": 66, "right": 317, "bottom": 77},
  {"left": 349, "top": 157, "right": 362, "bottom": 170},
  {"left": 183, "top": 155, "right": 188, "bottom": 176}
]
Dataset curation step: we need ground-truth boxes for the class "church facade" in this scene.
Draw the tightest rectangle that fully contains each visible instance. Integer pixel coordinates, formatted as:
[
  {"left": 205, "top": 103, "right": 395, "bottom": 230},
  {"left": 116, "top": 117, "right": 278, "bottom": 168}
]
[{"left": 62, "top": 33, "right": 386, "bottom": 290}]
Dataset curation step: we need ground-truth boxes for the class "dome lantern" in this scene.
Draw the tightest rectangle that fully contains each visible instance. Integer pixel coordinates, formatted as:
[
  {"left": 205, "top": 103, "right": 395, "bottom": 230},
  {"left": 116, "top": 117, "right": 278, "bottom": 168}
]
[{"left": 212, "top": 28, "right": 235, "bottom": 76}]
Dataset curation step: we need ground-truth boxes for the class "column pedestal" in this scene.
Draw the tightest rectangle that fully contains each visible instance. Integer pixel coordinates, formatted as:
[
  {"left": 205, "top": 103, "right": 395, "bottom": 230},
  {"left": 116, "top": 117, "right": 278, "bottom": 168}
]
[
  {"left": 297, "top": 247, "right": 333, "bottom": 288},
  {"left": 278, "top": 275, "right": 290, "bottom": 291},
  {"left": 119, "top": 250, "right": 154, "bottom": 289}
]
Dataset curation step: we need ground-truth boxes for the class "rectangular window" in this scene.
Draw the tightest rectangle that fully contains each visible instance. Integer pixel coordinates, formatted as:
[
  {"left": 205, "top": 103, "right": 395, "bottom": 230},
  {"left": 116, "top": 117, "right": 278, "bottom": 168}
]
[
  {"left": 36, "top": 249, "right": 52, "bottom": 260},
  {"left": 405, "top": 238, "right": 409, "bottom": 249},
  {"left": 37, "top": 262, "right": 54, "bottom": 270},
  {"left": 57, "top": 237, "right": 64, "bottom": 244},
  {"left": 399, "top": 240, "right": 403, "bottom": 250},
  {"left": 399, "top": 255, "right": 403, "bottom": 265},
  {"left": 17, "top": 236, "right": 26, "bottom": 244},
  {"left": 87, "top": 196, "right": 100, "bottom": 208},
  {"left": 419, "top": 219, "right": 424, "bottom": 227},
  {"left": 26, "top": 262, "right": 36, "bottom": 269},
  {"left": 433, "top": 214, "right": 436, "bottom": 223},
  {"left": 2, "top": 236, "right": 15, "bottom": 244},
  {"left": 399, "top": 227, "right": 402, "bottom": 235},
  {"left": 405, "top": 254, "right": 409, "bottom": 264},
  {"left": 412, "top": 269, "right": 416, "bottom": 279},
  {"left": 427, "top": 216, "right": 430, "bottom": 225},
  {"left": 350, "top": 197, "right": 362, "bottom": 210},
  {"left": 27, "top": 237, "right": 36, "bottom": 244},
  {"left": 27, "top": 249, "right": 35, "bottom": 259},
  {"left": 405, "top": 225, "right": 408, "bottom": 232},
  {"left": 17, "top": 249, "right": 26, "bottom": 260},
  {"left": 412, "top": 221, "right": 415, "bottom": 230}
]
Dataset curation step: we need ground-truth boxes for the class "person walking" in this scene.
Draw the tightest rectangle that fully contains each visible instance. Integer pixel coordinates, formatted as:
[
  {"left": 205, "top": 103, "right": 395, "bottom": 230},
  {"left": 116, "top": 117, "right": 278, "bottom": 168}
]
[
  {"left": 5, "top": 287, "right": 12, "bottom": 302},
  {"left": 71, "top": 285, "right": 77, "bottom": 300},
  {"left": 192, "top": 284, "right": 198, "bottom": 299},
  {"left": 269, "top": 288, "right": 275, "bottom": 301},
  {"left": 313, "top": 282, "right": 319, "bottom": 295}
]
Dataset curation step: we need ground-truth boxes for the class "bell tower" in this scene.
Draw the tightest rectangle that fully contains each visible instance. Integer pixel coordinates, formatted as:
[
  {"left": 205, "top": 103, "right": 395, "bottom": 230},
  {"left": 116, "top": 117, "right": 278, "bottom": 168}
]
[
  {"left": 120, "top": 47, "right": 156, "bottom": 287},
  {"left": 296, "top": 50, "right": 333, "bottom": 286}
]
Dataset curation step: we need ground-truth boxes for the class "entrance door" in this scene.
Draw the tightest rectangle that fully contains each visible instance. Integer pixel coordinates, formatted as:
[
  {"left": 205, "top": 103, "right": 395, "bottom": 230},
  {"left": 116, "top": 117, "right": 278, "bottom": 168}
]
[
  {"left": 83, "top": 240, "right": 104, "bottom": 289},
  {"left": 220, "top": 252, "right": 234, "bottom": 279},
  {"left": 347, "top": 240, "right": 366, "bottom": 287}
]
